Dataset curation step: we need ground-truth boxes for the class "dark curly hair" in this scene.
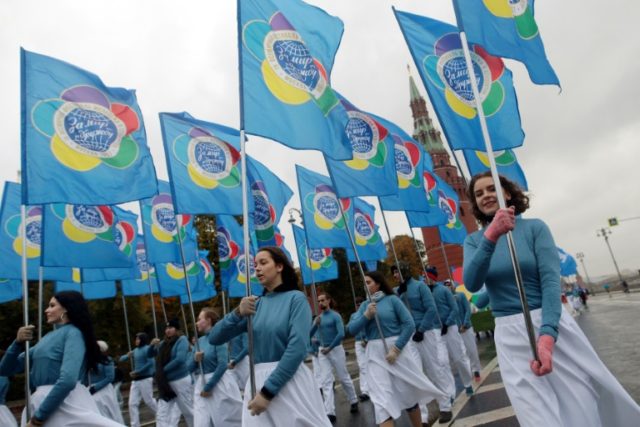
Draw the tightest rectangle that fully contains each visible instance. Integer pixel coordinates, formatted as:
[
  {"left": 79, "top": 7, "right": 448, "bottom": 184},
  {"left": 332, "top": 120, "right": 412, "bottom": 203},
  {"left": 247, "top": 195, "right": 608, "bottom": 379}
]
[
  {"left": 256, "top": 246, "right": 300, "bottom": 293},
  {"left": 363, "top": 271, "right": 395, "bottom": 296},
  {"left": 467, "top": 171, "right": 530, "bottom": 226},
  {"left": 54, "top": 291, "right": 104, "bottom": 372}
]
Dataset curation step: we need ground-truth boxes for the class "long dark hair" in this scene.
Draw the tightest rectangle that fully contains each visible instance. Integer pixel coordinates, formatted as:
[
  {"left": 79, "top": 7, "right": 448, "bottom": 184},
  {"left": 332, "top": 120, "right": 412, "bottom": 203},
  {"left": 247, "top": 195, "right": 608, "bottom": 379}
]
[
  {"left": 54, "top": 291, "right": 103, "bottom": 372},
  {"left": 257, "top": 247, "right": 299, "bottom": 293},
  {"left": 136, "top": 332, "right": 149, "bottom": 347},
  {"left": 364, "top": 271, "right": 395, "bottom": 295},
  {"left": 467, "top": 171, "right": 530, "bottom": 226}
]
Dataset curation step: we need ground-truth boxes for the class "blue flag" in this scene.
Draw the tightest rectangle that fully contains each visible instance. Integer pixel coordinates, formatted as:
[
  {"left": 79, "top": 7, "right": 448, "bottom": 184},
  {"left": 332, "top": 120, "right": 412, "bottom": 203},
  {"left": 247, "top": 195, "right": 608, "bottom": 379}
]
[
  {"left": 55, "top": 281, "right": 117, "bottom": 300},
  {"left": 324, "top": 96, "right": 398, "bottom": 197},
  {"left": 0, "top": 182, "right": 72, "bottom": 281},
  {"left": 0, "top": 279, "right": 23, "bottom": 304},
  {"left": 181, "top": 251, "right": 217, "bottom": 304},
  {"left": 22, "top": 49, "right": 158, "bottom": 205},
  {"left": 160, "top": 112, "right": 248, "bottom": 215},
  {"left": 42, "top": 203, "right": 136, "bottom": 268},
  {"left": 122, "top": 238, "right": 159, "bottom": 296},
  {"left": 155, "top": 259, "right": 204, "bottom": 299},
  {"left": 291, "top": 224, "right": 338, "bottom": 285},
  {"left": 216, "top": 215, "right": 262, "bottom": 298},
  {"left": 393, "top": 10, "right": 524, "bottom": 152},
  {"left": 454, "top": 0, "right": 559, "bottom": 86},
  {"left": 462, "top": 149, "right": 528, "bottom": 190},
  {"left": 239, "top": 0, "right": 352, "bottom": 160},
  {"left": 375, "top": 115, "right": 432, "bottom": 212},
  {"left": 405, "top": 170, "right": 449, "bottom": 227},
  {"left": 296, "top": 165, "right": 354, "bottom": 249},
  {"left": 247, "top": 157, "right": 293, "bottom": 247},
  {"left": 140, "top": 180, "right": 198, "bottom": 263},
  {"left": 557, "top": 247, "right": 578, "bottom": 277},
  {"left": 363, "top": 260, "right": 378, "bottom": 272},
  {"left": 346, "top": 198, "right": 387, "bottom": 262},
  {"left": 436, "top": 181, "right": 468, "bottom": 245},
  {"left": 273, "top": 225, "right": 294, "bottom": 262}
]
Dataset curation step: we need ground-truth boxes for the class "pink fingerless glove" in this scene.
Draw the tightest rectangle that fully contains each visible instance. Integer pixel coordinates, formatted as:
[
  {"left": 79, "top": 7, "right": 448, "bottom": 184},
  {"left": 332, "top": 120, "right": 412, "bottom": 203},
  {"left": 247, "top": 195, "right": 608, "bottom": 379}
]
[
  {"left": 530, "top": 335, "right": 555, "bottom": 376},
  {"left": 484, "top": 207, "right": 515, "bottom": 242}
]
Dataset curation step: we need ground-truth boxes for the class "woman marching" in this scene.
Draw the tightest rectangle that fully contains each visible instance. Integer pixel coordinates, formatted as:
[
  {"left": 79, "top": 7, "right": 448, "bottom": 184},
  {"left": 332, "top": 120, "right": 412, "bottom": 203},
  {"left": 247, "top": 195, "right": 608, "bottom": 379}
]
[
  {"left": 0, "top": 373, "right": 18, "bottom": 427},
  {"left": 463, "top": 172, "right": 640, "bottom": 427},
  {"left": 88, "top": 340, "right": 124, "bottom": 423},
  {"left": 0, "top": 290, "right": 123, "bottom": 426},
  {"left": 208, "top": 246, "right": 330, "bottom": 427},
  {"left": 190, "top": 307, "right": 242, "bottom": 427},
  {"left": 118, "top": 332, "right": 157, "bottom": 427},
  {"left": 347, "top": 271, "right": 445, "bottom": 427}
]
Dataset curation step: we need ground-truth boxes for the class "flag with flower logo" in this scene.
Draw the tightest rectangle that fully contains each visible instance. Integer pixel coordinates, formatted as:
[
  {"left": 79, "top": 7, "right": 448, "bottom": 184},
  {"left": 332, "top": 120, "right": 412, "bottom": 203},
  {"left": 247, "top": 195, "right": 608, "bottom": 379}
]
[
  {"left": 374, "top": 114, "right": 433, "bottom": 212},
  {"left": 463, "top": 149, "right": 528, "bottom": 190},
  {"left": 21, "top": 49, "right": 158, "bottom": 205},
  {"left": 122, "top": 237, "right": 159, "bottom": 296},
  {"left": 140, "top": 180, "right": 198, "bottom": 263},
  {"left": 296, "top": 165, "right": 354, "bottom": 249},
  {"left": 405, "top": 171, "right": 451, "bottom": 228},
  {"left": 273, "top": 225, "right": 294, "bottom": 262},
  {"left": 454, "top": 0, "right": 559, "bottom": 86},
  {"left": 180, "top": 250, "right": 217, "bottom": 303},
  {"left": 55, "top": 280, "right": 117, "bottom": 300},
  {"left": 0, "top": 182, "right": 72, "bottom": 280},
  {"left": 215, "top": 215, "right": 262, "bottom": 297},
  {"left": 247, "top": 157, "right": 293, "bottom": 247},
  {"left": 0, "top": 279, "right": 23, "bottom": 303},
  {"left": 324, "top": 95, "right": 397, "bottom": 197},
  {"left": 160, "top": 112, "right": 251, "bottom": 215},
  {"left": 155, "top": 259, "right": 205, "bottom": 299},
  {"left": 436, "top": 179, "right": 468, "bottom": 244},
  {"left": 291, "top": 224, "right": 338, "bottom": 285},
  {"left": 41, "top": 203, "right": 137, "bottom": 268},
  {"left": 363, "top": 260, "right": 378, "bottom": 272},
  {"left": 240, "top": 0, "right": 352, "bottom": 160},
  {"left": 557, "top": 247, "right": 578, "bottom": 278},
  {"left": 393, "top": 10, "right": 524, "bottom": 152},
  {"left": 346, "top": 198, "right": 387, "bottom": 262}
]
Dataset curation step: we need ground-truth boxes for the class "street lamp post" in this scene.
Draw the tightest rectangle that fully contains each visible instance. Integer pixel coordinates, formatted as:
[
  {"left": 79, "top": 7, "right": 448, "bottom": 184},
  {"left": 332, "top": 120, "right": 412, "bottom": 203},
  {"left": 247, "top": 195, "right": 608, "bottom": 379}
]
[
  {"left": 575, "top": 252, "right": 594, "bottom": 294},
  {"left": 596, "top": 228, "right": 624, "bottom": 285}
]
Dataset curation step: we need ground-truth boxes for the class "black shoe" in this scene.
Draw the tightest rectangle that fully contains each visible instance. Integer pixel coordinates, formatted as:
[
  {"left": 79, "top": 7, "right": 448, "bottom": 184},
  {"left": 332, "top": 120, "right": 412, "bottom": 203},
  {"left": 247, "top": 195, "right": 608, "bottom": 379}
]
[
  {"left": 350, "top": 402, "right": 359, "bottom": 413},
  {"left": 439, "top": 411, "right": 453, "bottom": 423},
  {"left": 358, "top": 393, "right": 370, "bottom": 402},
  {"left": 328, "top": 414, "right": 337, "bottom": 423}
]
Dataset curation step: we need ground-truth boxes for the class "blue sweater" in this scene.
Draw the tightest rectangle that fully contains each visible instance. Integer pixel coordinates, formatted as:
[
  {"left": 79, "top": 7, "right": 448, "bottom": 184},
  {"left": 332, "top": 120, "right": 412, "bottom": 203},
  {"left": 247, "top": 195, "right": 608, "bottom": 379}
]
[
  {"left": 148, "top": 335, "right": 190, "bottom": 382},
  {"left": 209, "top": 290, "right": 311, "bottom": 396},
  {"left": 431, "top": 283, "right": 459, "bottom": 327},
  {"left": 348, "top": 312, "right": 367, "bottom": 342},
  {"left": 463, "top": 217, "right": 562, "bottom": 339},
  {"left": 0, "top": 376, "right": 9, "bottom": 405},
  {"left": 0, "top": 324, "right": 86, "bottom": 422},
  {"left": 347, "top": 294, "right": 415, "bottom": 350},
  {"left": 229, "top": 334, "right": 248, "bottom": 364},
  {"left": 454, "top": 293, "right": 472, "bottom": 329},
  {"left": 88, "top": 357, "right": 115, "bottom": 392},
  {"left": 119, "top": 345, "right": 155, "bottom": 379},
  {"left": 397, "top": 278, "right": 441, "bottom": 332},
  {"left": 188, "top": 335, "right": 228, "bottom": 392},
  {"left": 310, "top": 309, "right": 344, "bottom": 350}
]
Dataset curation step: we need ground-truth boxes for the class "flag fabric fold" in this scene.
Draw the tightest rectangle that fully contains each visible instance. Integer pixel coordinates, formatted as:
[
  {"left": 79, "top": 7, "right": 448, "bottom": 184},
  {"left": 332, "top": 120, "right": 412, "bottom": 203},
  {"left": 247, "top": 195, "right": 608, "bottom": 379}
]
[
  {"left": 462, "top": 149, "right": 528, "bottom": 190},
  {"left": 405, "top": 170, "right": 449, "bottom": 228},
  {"left": 291, "top": 224, "right": 338, "bottom": 285},
  {"left": 55, "top": 280, "right": 117, "bottom": 300},
  {"left": 0, "top": 279, "right": 23, "bottom": 303}
]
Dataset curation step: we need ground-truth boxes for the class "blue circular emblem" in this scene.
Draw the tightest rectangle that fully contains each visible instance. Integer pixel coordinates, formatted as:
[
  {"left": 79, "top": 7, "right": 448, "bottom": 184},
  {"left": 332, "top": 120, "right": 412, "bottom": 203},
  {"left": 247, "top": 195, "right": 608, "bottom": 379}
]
[
  {"left": 273, "top": 40, "right": 320, "bottom": 90},
  {"left": 309, "top": 248, "right": 325, "bottom": 263},
  {"left": 195, "top": 141, "right": 226, "bottom": 174},
  {"left": 237, "top": 254, "right": 256, "bottom": 277},
  {"left": 394, "top": 146, "right": 412, "bottom": 176},
  {"left": 355, "top": 214, "right": 373, "bottom": 239},
  {"left": 26, "top": 220, "right": 42, "bottom": 246},
  {"left": 437, "top": 50, "right": 491, "bottom": 106},
  {"left": 63, "top": 108, "right": 118, "bottom": 152},
  {"left": 136, "top": 250, "right": 149, "bottom": 273},
  {"left": 218, "top": 234, "right": 230, "bottom": 261},
  {"left": 253, "top": 191, "right": 272, "bottom": 228},
  {"left": 315, "top": 194, "right": 340, "bottom": 222},
  {"left": 155, "top": 206, "right": 177, "bottom": 233},
  {"left": 72, "top": 205, "right": 104, "bottom": 229},
  {"left": 346, "top": 117, "right": 374, "bottom": 154}
]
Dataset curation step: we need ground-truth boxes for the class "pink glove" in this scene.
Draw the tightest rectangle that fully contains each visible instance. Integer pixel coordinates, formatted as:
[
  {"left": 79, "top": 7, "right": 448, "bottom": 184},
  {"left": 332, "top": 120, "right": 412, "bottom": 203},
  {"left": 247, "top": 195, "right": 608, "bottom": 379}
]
[
  {"left": 484, "top": 207, "right": 515, "bottom": 242},
  {"left": 530, "top": 335, "right": 555, "bottom": 376}
]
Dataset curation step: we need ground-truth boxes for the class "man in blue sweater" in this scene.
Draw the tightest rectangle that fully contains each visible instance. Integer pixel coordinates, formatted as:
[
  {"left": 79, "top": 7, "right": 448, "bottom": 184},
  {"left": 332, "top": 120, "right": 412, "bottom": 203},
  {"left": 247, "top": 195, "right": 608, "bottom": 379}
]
[{"left": 311, "top": 292, "right": 359, "bottom": 423}]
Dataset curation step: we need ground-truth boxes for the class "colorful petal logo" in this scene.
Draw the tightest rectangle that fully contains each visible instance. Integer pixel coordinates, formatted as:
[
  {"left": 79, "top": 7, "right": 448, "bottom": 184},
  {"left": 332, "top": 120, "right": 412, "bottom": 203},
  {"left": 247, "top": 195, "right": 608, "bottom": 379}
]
[
  {"left": 342, "top": 103, "right": 388, "bottom": 171},
  {"left": 306, "top": 247, "right": 334, "bottom": 271},
  {"left": 236, "top": 254, "right": 258, "bottom": 284},
  {"left": 146, "top": 193, "right": 192, "bottom": 243},
  {"left": 423, "top": 171, "right": 438, "bottom": 207},
  {"left": 5, "top": 207, "right": 42, "bottom": 258},
  {"left": 113, "top": 219, "right": 135, "bottom": 256},
  {"left": 437, "top": 190, "right": 463, "bottom": 230},
  {"left": 475, "top": 150, "right": 516, "bottom": 168},
  {"left": 354, "top": 208, "right": 380, "bottom": 247},
  {"left": 483, "top": 0, "right": 539, "bottom": 39},
  {"left": 252, "top": 181, "right": 276, "bottom": 242},
  {"left": 423, "top": 34, "right": 505, "bottom": 119},
  {"left": 393, "top": 136, "right": 421, "bottom": 189},
  {"left": 53, "top": 204, "right": 116, "bottom": 244},
  {"left": 216, "top": 226, "right": 240, "bottom": 269},
  {"left": 199, "top": 258, "right": 214, "bottom": 285},
  {"left": 166, "top": 261, "right": 199, "bottom": 280},
  {"left": 243, "top": 11, "right": 340, "bottom": 114},
  {"left": 172, "top": 127, "right": 241, "bottom": 189},
  {"left": 31, "top": 86, "right": 140, "bottom": 171},
  {"left": 304, "top": 184, "right": 351, "bottom": 231}
]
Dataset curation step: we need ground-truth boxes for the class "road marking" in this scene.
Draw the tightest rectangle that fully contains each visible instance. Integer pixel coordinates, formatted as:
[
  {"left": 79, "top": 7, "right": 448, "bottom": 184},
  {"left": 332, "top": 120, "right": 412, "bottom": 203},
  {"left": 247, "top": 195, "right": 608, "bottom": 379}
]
[
  {"left": 475, "top": 382, "right": 505, "bottom": 394},
  {"left": 452, "top": 406, "right": 516, "bottom": 426}
]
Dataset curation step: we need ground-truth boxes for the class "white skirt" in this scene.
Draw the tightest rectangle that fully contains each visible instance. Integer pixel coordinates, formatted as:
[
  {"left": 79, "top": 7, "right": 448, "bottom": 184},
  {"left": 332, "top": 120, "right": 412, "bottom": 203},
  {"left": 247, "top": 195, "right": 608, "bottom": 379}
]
[
  {"left": 366, "top": 336, "right": 447, "bottom": 424},
  {"left": 0, "top": 404, "right": 18, "bottom": 427},
  {"left": 495, "top": 308, "right": 640, "bottom": 427},
  {"left": 193, "top": 371, "right": 243, "bottom": 427},
  {"left": 92, "top": 383, "right": 124, "bottom": 424},
  {"left": 21, "top": 383, "right": 124, "bottom": 426},
  {"left": 241, "top": 362, "right": 330, "bottom": 427}
]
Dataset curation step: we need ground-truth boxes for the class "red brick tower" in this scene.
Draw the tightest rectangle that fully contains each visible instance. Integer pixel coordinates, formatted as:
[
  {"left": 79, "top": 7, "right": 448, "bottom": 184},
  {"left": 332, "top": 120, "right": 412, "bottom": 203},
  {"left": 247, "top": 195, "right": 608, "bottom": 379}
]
[{"left": 409, "top": 71, "right": 478, "bottom": 280}]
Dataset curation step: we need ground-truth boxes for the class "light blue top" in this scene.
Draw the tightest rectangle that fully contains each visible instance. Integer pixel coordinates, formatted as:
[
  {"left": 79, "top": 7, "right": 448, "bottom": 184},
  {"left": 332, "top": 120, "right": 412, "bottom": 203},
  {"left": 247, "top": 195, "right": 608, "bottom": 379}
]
[
  {"left": 0, "top": 376, "right": 9, "bottom": 405},
  {"left": 147, "top": 335, "right": 190, "bottom": 382},
  {"left": 348, "top": 312, "right": 367, "bottom": 342},
  {"left": 463, "top": 217, "right": 561, "bottom": 339},
  {"left": 474, "top": 291, "right": 491, "bottom": 310},
  {"left": 0, "top": 324, "right": 86, "bottom": 422},
  {"left": 309, "top": 309, "right": 344, "bottom": 350},
  {"left": 229, "top": 333, "right": 248, "bottom": 364},
  {"left": 119, "top": 345, "right": 155, "bottom": 379},
  {"left": 88, "top": 357, "right": 115, "bottom": 392},
  {"left": 431, "top": 283, "right": 459, "bottom": 327},
  {"left": 397, "top": 278, "right": 441, "bottom": 332},
  {"left": 454, "top": 293, "right": 472, "bottom": 329},
  {"left": 187, "top": 335, "right": 228, "bottom": 392},
  {"left": 209, "top": 290, "right": 311, "bottom": 397},
  {"left": 347, "top": 294, "right": 415, "bottom": 350}
]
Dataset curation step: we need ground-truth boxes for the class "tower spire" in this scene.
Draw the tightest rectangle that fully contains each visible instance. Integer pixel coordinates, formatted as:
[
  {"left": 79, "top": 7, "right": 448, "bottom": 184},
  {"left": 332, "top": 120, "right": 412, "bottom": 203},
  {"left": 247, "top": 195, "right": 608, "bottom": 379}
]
[{"left": 407, "top": 67, "right": 446, "bottom": 153}]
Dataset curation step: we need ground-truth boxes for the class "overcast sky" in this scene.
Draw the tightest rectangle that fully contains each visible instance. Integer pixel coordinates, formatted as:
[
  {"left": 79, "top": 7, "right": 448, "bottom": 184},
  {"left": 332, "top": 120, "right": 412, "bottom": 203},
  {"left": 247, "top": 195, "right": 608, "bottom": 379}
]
[{"left": 1, "top": 0, "right": 639, "bottom": 280}]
